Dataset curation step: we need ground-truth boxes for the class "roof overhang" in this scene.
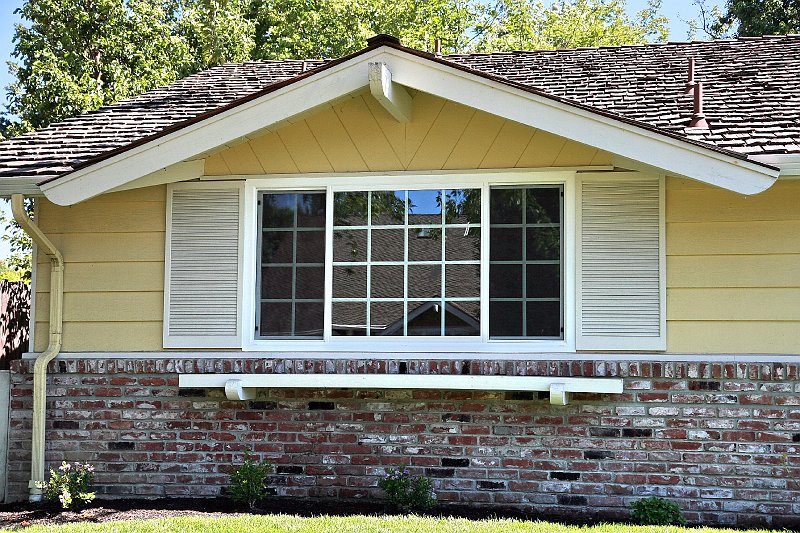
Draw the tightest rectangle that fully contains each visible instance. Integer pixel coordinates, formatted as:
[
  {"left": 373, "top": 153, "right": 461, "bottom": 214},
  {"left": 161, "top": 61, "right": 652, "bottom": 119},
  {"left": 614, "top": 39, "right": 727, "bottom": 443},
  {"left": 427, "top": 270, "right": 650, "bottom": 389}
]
[{"left": 30, "top": 44, "right": 782, "bottom": 205}]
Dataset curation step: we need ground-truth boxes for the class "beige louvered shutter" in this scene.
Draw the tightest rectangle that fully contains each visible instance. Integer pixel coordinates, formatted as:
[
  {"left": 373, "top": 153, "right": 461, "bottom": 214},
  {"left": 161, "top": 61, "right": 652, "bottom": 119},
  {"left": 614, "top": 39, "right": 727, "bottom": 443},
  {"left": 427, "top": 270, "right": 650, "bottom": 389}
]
[
  {"left": 576, "top": 174, "right": 665, "bottom": 351},
  {"left": 164, "top": 183, "right": 243, "bottom": 348}
]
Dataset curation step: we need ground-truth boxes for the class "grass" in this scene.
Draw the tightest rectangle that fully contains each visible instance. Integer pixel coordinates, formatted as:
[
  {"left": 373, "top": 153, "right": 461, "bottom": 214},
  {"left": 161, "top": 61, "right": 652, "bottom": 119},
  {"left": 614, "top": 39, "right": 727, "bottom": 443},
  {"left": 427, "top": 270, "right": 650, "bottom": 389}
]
[{"left": 0, "top": 515, "right": 785, "bottom": 533}]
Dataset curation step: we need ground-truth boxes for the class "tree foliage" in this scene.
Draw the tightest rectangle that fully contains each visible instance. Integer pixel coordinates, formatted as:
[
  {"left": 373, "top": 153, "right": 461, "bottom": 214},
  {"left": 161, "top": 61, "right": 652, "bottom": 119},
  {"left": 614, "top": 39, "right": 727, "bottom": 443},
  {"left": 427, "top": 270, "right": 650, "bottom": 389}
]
[{"left": 690, "top": 0, "right": 800, "bottom": 38}]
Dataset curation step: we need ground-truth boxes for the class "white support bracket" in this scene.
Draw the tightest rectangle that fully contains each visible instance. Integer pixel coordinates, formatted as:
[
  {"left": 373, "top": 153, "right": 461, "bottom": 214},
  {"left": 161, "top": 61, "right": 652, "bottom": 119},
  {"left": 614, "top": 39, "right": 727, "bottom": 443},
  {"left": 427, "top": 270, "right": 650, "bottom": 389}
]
[
  {"left": 180, "top": 374, "right": 624, "bottom": 406},
  {"left": 224, "top": 379, "right": 257, "bottom": 401},
  {"left": 368, "top": 62, "right": 412, "bottom": 123}
]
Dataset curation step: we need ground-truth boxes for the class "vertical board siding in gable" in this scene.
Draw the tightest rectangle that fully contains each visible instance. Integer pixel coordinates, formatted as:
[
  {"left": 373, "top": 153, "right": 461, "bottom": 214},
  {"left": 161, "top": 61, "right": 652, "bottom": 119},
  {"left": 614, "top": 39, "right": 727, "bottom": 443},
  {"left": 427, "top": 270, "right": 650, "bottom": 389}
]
[
  {"left": 666, "top": 177, "right": 800, "bottom": 353},
  {"left": 34, "top": 186, "right": 167, "bottom": 352},
  {"left": 166, "top": 188, "right": 240, "bottom": 341},
  {"left": 578, "top": 179, "right": 663, "bottom": 349},
  {"left": 205, "top": 91, "right": 612, "bottom": 175}
]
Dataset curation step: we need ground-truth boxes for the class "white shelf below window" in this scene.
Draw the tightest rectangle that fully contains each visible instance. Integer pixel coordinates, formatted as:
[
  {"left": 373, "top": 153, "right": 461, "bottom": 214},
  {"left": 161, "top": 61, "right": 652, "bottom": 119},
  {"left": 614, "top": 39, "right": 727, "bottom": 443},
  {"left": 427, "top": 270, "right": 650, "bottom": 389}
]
[{"left": 179, "top": 373, "right": 624, "bottom": 406}]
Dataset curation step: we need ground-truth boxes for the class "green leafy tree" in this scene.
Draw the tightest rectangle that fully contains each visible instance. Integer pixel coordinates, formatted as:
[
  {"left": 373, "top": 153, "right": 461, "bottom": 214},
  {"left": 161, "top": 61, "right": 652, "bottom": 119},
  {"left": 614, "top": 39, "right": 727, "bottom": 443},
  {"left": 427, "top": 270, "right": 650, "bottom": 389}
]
[
  {"left": 168, "top": 0, "right": 255, "bottom": 72},
  {"left": 475, "top": 0, "right": 668, "bottom": 52},
  {"left": 0, "top": 199, "right": 33, "bottom": 282},
  {"left": 5, "top": 0, "right": 192, "bottom": 135},
  {"left": 706, "top": 0, "right": 800, "bottom": 37}
]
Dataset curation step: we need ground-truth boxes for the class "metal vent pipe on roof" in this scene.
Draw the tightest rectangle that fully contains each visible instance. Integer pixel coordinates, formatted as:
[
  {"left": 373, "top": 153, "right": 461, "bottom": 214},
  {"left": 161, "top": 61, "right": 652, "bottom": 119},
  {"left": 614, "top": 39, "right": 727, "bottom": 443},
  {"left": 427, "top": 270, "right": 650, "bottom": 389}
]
[
  {"left": 435, "top": 39, "right": 442, "bottom": 58},
  {"left": 689, "top": 82, "right": 710, "bottom": 129},
  {"left": 685, "top": 57, "right": 696, "bottom": 95}
]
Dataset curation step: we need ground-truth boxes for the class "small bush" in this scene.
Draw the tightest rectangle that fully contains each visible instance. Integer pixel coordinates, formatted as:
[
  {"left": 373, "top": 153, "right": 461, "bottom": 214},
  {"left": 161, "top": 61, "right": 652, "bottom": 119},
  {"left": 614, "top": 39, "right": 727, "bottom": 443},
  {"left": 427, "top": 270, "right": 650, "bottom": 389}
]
[
  {"left": 37, "top": 461, "right": 96, "bottom": 510},
  {"left": 378, "top": 467, "right": 435, "bottom": 514},
  {"left": 631, "top": 496, "right": 686, "bottom": 526},
  {"left": 228, "top": 454, "right": 274, "bottom": 510}
]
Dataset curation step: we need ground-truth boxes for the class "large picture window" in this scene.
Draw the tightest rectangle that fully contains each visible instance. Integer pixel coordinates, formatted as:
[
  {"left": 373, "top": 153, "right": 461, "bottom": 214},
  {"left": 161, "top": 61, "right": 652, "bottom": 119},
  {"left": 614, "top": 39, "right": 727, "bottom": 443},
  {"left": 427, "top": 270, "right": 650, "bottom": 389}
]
[{"left": 254, "top": 181, "right": 565, "bottom": 343}]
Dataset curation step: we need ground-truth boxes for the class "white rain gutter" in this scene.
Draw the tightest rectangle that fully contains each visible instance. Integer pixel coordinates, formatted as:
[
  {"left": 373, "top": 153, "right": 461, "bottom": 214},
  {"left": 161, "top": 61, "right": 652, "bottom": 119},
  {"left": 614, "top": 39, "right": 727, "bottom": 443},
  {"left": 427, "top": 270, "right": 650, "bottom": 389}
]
[{"left": 11, "top": 194, "right": 63, "bottom": 502}]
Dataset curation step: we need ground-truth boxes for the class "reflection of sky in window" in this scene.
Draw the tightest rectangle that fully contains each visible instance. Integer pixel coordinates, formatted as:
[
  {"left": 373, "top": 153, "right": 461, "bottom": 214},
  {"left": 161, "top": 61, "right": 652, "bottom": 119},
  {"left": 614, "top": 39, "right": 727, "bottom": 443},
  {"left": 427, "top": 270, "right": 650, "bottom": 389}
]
[{"left": 408, "top": 190, "right": 441, "bottom": 216}]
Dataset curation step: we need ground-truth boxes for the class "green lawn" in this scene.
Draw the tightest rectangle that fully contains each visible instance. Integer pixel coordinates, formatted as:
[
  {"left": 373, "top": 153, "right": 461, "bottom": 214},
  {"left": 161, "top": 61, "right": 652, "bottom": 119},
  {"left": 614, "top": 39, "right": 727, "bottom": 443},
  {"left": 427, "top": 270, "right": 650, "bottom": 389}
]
[{"left": 0, "top": 515, "right": 783, "bottom": 533}]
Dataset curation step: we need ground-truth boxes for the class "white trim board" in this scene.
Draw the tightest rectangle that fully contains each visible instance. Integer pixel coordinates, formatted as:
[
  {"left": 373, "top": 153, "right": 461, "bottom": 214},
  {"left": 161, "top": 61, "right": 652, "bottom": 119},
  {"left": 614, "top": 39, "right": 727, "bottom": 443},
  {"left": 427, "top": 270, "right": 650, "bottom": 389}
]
[
  {"left": 180, "top": 373, "right": 624, "bottom": 406},
  {"left": 39, "top": 45, "right": 778, "bottom": 205}
]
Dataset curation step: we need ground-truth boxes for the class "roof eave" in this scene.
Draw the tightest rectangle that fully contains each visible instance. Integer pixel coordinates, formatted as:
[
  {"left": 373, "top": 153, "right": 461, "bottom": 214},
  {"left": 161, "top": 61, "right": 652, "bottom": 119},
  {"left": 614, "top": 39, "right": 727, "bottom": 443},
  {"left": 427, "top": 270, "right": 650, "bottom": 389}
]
[{"left": 40, "top": 43, "right": 779, "bottom": 205}]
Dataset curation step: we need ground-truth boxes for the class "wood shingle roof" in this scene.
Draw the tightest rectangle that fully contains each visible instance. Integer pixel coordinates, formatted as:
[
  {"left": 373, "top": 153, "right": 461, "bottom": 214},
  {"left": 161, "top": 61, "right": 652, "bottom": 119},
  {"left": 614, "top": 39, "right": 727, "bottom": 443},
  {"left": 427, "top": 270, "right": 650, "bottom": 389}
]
[{"left": 1, "top": 34, "right": 798, "bottom": 183}]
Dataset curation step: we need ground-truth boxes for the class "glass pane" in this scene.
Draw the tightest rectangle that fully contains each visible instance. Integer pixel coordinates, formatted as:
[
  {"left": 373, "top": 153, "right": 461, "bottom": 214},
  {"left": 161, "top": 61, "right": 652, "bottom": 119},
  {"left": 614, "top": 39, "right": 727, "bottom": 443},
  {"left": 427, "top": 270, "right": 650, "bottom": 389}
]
[
  {"left": 263, "top": 194, "right": 296, "bottom": 228},
  {"left": 370, "top": 302, "right": 404, "bottom": 336},
  {"left": 526, "top": 188, "right": 560, "bottom": 224},
  {"left": 445, "top": 264, "right": 480, "bottom": 298},
  {"left": 527, "top": 264, "right": 560, "bottom": 299},
  {"left": 445, "top": 227, "right": 480, "bottom": 261},
  {"left": 408, "top": 190, "right": 442, "bottom": 225},
  {"left": 445, "top": 189, "right": 480, "bottom": 225},
  {"left": 261, "top": 267, "right": 292, "bottom": 299},
  {"left": 408, "top": 228, "right": 442, "bottom": 262},
  {"left": 490, "top": 188, "right": 523, "bottom": 224},
  {"left": 295, "top": 302, "right": 324, "bottom": 337},
  {"left": 261, "top": 231, "right": 293, "bottom": 263},
  {"left": 334, "top": 191, "right": 368, "bottom": 226},
  {"left": 371, "top": 265, "right": 404, "bottom": 298},
  {"left": 526, "top": 301, "right": 561, "bottom": 337},
  {"left": 489, "top": 301, "right": 523, "bottom": 337},
  {"left": 407, "top": 301, "right": 442, "bottom": 336},
  {"left": 489, "top": 264, "right": 523, "bottom": 298},
  {"left": 295, "top": 266, "right": 324, "bottom": 299},
  {"left": 296, "top": 230, "right": 325, "bottom": 263},
  {"left": 333, "top": 229, "right": 367, "bottom": 262},
  {"left": 260, "top": 302, "right": 292, "bottom": 336},
  {"left": 444, "top": 301, "right": 480, "bottom": 336},
  {"left": 371, "top": 229, "right": 405, "bottom": 262},
  {"left": 371, "top": 190, "right": 405, "bottom": 225},
  {"left": 490, "top": 228, "right": 522, "bottom": 261},
  {"left": 332, "top": 302, "right": 367, "bottom": 336},
  {"left": 408, "top": 264, "right": 441, "bottom": 298},
  {"left": 296, "top": 193, "right": 326, "bottom": 228},
  {"left": 333, "top": 266, "right": 367, "bottom": 298},
  {"left": 526, "top": 228, "right": 560, "bottom": 260}
]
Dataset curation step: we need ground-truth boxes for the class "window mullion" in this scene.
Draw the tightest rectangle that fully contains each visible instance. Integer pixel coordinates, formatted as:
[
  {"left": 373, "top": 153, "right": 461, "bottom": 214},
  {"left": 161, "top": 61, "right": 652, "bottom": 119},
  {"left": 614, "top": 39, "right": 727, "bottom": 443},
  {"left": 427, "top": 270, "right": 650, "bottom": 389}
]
[
  {"left": 366, "top": 192, "right": 372, "bottom": 337},
  {"left": 323, "top": 186, "right": 334, "bottom": 341},
  {"left": 440, "top": 189, "right": 446, "bottom": 336},
  {"left": 480, "top": 183, "right": 490, "bottom": 342}
]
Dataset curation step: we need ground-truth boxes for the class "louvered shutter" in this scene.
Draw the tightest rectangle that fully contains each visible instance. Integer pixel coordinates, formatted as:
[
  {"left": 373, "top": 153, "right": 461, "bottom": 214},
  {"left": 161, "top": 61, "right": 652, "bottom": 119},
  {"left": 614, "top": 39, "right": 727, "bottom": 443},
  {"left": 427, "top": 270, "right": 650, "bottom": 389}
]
[
  {"left": 164, "top": 183, "right": 243, "bottom": 348},
  {"left": 576, "top": 174, "right": 665, "bottom": 350}
]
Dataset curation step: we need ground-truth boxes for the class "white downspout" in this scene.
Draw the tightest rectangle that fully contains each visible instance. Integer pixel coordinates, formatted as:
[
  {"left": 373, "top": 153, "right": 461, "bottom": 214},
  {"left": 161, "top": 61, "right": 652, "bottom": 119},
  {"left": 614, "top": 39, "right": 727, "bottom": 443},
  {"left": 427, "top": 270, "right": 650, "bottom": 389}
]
[{"left": 11, "top": 194, "right": 63, "bottom": 502}]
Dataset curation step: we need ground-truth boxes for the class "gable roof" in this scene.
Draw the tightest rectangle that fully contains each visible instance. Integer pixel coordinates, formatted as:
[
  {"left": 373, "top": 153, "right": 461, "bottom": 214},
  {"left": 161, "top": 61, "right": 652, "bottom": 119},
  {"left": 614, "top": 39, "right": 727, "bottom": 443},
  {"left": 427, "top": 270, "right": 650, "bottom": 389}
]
[{"left": 0, "top": 34, "right": 792, "bottom": 201}]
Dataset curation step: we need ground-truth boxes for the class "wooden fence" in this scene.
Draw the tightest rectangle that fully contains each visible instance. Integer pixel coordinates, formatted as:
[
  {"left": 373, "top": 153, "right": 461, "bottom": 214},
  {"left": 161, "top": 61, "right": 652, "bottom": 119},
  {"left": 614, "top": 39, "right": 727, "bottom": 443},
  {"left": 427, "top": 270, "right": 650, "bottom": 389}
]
[{"left": 0, "top": 280, "right": 30, "bottom": 370}]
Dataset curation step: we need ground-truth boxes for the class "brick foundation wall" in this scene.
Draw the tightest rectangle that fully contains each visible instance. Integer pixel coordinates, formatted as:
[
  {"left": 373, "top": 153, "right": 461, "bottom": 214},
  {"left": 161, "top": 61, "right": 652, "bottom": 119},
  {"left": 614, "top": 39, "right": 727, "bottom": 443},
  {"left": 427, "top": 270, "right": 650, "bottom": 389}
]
[{"left": 7, "top": 358, "right": 800, "bottom": 527}]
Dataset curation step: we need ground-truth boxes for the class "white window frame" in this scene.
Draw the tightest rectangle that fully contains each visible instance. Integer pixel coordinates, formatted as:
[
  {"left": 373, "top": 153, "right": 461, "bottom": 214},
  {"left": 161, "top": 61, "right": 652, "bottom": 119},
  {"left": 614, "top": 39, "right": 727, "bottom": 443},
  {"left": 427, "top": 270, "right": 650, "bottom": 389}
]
[{"left": 241, "top": 170, "right": 576, "bottom": 353}]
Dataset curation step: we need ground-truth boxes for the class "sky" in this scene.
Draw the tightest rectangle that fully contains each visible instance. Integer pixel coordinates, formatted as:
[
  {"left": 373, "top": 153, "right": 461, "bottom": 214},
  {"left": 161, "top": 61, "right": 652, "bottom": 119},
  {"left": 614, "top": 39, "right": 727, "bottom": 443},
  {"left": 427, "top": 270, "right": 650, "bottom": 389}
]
[{"left": 0, "top": 0, "right": 724, "bottom": 261}]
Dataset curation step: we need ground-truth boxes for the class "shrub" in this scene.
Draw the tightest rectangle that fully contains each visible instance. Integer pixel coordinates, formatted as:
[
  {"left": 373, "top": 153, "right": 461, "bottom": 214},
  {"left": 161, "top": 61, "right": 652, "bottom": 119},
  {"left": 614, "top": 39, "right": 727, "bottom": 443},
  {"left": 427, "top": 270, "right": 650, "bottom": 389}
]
[
  {"left": 228, "top": 454, "right": 274, "bottom": 510},
  {"left": 631, "top": 496, "right": 686, "bottom": 526},
  {"left": 37, "top": 461, "right": 96, "bottom": 510},
  {"left": 378, "top": 467, "right": 435, "bottom": 514}
]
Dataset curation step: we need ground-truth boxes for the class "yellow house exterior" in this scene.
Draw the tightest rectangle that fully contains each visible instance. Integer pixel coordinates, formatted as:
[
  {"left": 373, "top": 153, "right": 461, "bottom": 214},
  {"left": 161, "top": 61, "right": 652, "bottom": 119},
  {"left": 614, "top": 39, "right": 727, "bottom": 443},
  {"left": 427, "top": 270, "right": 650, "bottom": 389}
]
[
  {"left": 33, "top": 91, "right": 800, "bottom": 354},
  {"left": 3, "top": 36, "right": 800, "bottom": 526}
]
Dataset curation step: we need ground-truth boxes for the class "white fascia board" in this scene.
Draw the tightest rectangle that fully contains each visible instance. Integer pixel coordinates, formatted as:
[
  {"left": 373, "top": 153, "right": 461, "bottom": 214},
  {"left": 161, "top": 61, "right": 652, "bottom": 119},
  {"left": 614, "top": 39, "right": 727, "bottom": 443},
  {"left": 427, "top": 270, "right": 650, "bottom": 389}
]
[
  {"left": 377, "top": 49, "right": 779, "bottom": 195},
  {"left": 41, "top": 46, "right": 779, "bottom": 205},
  {"left": 750, "top": 154, "right": 800, "bottom": 176},
  {"left": 39, "top": 48, "right": 388, "bottom": 206}
]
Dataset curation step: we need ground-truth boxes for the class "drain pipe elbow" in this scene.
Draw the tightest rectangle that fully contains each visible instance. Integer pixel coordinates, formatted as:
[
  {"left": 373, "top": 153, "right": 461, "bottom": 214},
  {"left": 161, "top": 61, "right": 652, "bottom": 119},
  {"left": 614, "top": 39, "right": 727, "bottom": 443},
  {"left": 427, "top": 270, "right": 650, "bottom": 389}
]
[{"left": 11, "top": 194, "right": 64, "bottom": 502}]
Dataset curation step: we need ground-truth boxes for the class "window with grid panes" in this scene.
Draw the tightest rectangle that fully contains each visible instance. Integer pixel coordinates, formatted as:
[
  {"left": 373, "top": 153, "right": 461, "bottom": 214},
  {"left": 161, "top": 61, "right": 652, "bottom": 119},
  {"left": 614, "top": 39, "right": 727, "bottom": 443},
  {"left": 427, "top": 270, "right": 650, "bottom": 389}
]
[{"left": 254, "top": 185, "right": 563, "bottom": 340}]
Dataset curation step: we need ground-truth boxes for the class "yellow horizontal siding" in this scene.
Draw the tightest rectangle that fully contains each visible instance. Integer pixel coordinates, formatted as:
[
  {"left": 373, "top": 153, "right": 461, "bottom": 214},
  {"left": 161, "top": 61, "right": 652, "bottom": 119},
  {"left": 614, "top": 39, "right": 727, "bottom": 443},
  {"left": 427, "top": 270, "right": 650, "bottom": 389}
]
[
  {"left": 666, "top": 177, "right": 800, "bottom": 353},
  {"left": 35, "top": 186, "right": 165, "bottom": 352},
  {"left": 206, "top": 91, "right": 611, "bottom": 175},
  {"left": 34, "top": 321, "right": 163, "bottom": 352},
  {"left": 36, "top": 291, "right": 163, "bottom": 322}
]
